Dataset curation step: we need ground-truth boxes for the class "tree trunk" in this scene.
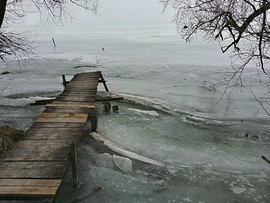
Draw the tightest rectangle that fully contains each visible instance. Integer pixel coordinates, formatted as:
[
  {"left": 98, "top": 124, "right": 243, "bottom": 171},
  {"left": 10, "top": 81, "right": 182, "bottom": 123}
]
[{"left": 0, "top": 0, "right": 7, "bottom": 28}]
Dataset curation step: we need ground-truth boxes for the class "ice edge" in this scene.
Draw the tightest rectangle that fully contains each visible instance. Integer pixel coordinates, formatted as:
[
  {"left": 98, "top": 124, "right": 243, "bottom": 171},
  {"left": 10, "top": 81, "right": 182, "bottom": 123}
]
[{"left": 91, "top": 132, "right": 165, "bottom": 167}]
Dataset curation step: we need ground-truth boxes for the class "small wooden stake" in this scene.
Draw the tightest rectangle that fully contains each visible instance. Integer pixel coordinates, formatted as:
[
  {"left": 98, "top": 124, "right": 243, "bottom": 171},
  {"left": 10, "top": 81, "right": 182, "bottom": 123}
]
[
  {"left": 52, "top": 38, "right": 56, "bottom": 48},
  {"left": 70, "top": 142, "right": 78, "bottom": 187}
]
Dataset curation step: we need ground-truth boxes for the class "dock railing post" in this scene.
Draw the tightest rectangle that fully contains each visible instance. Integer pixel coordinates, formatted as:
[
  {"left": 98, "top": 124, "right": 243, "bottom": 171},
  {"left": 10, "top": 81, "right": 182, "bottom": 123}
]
[
  {"left": 70, "top": 142, "right": 78, "bottom": 188},
  {"left": 99, "top": 73, "right": 109, "bottom": 92}
]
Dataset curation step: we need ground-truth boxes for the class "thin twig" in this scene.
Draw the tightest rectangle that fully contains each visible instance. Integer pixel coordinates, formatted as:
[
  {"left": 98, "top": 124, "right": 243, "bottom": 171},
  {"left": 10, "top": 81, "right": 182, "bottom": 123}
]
[
  {"left": 262, "top": 155, "right": 270, "bottom": 165},
  {"left": 249, "top": 86, "right": 270, "bottom": 116}
]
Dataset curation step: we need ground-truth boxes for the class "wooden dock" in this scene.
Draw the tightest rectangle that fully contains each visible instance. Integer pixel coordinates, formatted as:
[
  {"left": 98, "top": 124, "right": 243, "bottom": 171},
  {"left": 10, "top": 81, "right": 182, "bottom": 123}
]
[{"left": 0, "top": 71, "right": 107, "bottom": 203}]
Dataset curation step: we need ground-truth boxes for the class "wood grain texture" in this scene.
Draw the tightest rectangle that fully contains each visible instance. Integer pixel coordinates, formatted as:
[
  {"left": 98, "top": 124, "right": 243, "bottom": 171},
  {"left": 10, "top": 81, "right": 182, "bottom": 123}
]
[
  {"left": 2, "top": 145, "right": 70, "bottom": 162},
  {"left": 0, "top": 186, "right": 58, "bottom": 196},
  {"left": 0, "top": 179, "right": 61, "bottom": 187},
  {"left": 36, "top": 117, "right": 87, "bottom": 123},
  {"left": 45, "top": 103, "right": 95, "bottom": 108},
  {"left": 0, "top": 162, "right": 66, "bottom": 178},
  {"left": 30, "top": 122, "right": 85, "bottom": 128},
  {"left": 40, "top": 113, "right": 88, "bottom": 118}
]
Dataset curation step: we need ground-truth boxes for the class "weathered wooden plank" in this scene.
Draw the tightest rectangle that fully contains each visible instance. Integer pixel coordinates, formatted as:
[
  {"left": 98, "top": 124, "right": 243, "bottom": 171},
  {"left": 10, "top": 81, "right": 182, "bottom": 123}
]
[
  {"left": 51, "top": 101, "right": 94, "bottom": 104},
  {"left": 65, "top": 84, "right": 97, "bottom": 89},
  {"left": 26, "top": 127, "right": 81, "bottom": 134},
  {"left": 72, "top": 72, "right": 100, "bottom": 79},
  {"left": 64, "top": 87, "right": 98, "bottom": 90},
  {"left": 59, "top": 91, "right": 97, "bottom": 95},
  {"left": 68, "top": 82, "right": 98, "bottom": 85},
  {"left": 57, "top": 96, "right": 95, "bottom": 100},
  {"left": 73, "top": 74, "right": 100, "bottom": 78},
  {"left": 24, "top": 132, "right": 81, "bottom": 141},
  {"left": 72, "top": 73, "right": 99, "bottom": 76},
  {"left": 67, "top": 80, "right": 99, "bottom": 83},
  {"left": 2, "top": 145, "right": 70, "bottom": 161},
  {"left": 62, "top": 88, "right": 97, "bottom": 91},
  {"left": 56, "top": 95, "right": 94, "bottom": 99},
  {"left": 39, "top": 113, "right": 88, "bottom": 119},
  {"left": 0, "top": 162, "right": 66, "bottom": 179},
  {"left": 65, "top": 82, "right": 98, "bottom": 85},
  {"left": 55, "top": 97, "right": 95, "bottom": 102},
  {"left": 59, "top": 91, "right": 96, "bottom": 95},
  {"left": 62, "top": 89, "right": 97, "bottom": 92},
  {"left": 63, "top": 93, "right": 96, "bottom": 97},
  {"left": 73, "top": 73, "right": 100, "bottom": 77},
  {"left": 0, "top": 186, "right": 58, "bottom": 196},
  {"left": 60, "top": 92, "right": 96, "bottom": 96},
  {"left": 46, "top": 103, "right": 95, "bottom": 108},
  {"left": 68, "top": 79, "right": 98, "bottom": 83},
  {"left": 44, "top": 106, "right": 91, "bottom": 114},
  {"left": 0, "top": 179, "right": 61, "bottom": 187},
  {"left": 31, "top": 122, "right": 85, "bottom": 128},
  {"left": 58, "top": 94, "right": 96, "bottom": 98},
  {"left": 72, "top": 73, "right": 100, "bottom": 77},
  {"left": 75, "top": 73, "right": 100, "bottom": 77},
  {"left": 64, "top": 86, "right": 97, "bottom": 89},
  {"left": 63, "top": 89, "right": 97, "bottom": 92},
  {"left": 43, "top": 109, "right": 89, "bottom": 114},
  {"left": 54, "top": 96, "right": 95, "bottom": 103},
  {"left": 68, "top": 80, "right": 99, "bottom": 84},
  {"left": 16, "top": 140, "right": 72, "bottom": 146},
  {"left": 0, "top": 199, "right": 52, "bottom": 203},
  {"left": 73, "top": 73, "right": 100, "bottom": 76},
  {"left": 36, "top": 117, "right": 87, "bottom": 123}
]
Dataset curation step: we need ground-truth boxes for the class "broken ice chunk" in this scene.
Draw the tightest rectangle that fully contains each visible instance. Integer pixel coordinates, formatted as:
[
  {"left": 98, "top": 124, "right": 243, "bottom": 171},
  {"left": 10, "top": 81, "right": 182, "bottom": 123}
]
[{"left": 113, "top": 154, "right": 133, "bottom": 174}]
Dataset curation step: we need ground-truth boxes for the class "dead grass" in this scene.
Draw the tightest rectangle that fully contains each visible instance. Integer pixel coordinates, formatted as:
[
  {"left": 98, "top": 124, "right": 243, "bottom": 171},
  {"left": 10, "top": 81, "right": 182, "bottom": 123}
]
[{"left": 0, "top": 125, "right": 24, "bottom": 154}]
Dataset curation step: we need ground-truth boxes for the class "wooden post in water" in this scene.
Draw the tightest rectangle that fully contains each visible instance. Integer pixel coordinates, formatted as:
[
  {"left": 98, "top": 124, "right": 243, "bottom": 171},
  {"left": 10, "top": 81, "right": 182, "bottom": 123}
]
[
  {"left": 62, "top": 75, "right": 68, "bottom": 87},
  {"left": 70, "top": 142, "right": 78, "bottom": 188}
]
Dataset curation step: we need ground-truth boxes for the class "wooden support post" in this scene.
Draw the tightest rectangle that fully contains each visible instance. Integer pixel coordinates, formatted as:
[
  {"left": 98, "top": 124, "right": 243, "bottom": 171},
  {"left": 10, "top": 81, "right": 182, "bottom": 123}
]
[
  {"left": 62, "top": 75, "right": 68, "bottom": 87},
  {"left": 70, "top": 142, "right": 78, "bottom": 188},
  {"left": 87, "top": 109, "right": 97, "bottom": 132},
  {"left": 99, "top": 73, "right": 109, "bottom": 92}
]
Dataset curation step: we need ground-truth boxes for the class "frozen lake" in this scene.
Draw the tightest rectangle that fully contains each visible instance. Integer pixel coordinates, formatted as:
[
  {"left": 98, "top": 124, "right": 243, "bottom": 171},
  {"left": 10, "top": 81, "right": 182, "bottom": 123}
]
[{"left": 0, "top": 24, "right": 270, "bottom": 202}]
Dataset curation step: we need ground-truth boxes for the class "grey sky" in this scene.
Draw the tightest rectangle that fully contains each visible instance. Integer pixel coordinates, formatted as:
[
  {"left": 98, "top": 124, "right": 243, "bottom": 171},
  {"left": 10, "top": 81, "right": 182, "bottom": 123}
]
[
  {"left": 68, "top": 0, "right": 174, "bottom": 26},
  {"left": 17, "top": 0, "right": 175, "bottom": 32}
]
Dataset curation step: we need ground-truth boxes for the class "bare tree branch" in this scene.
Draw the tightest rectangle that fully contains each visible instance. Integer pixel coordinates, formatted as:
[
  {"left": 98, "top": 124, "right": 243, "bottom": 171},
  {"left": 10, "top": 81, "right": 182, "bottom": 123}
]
[
  {"left": 161, "top": 0, "right": 270, "bottom": 74},
  {"left": 249, "top": 85, "right": 270, "bottom": 116},
  {"left": 0, "top": 0, "right": 100, "bottom": 61},
  {"left": 0, "top": 32, "right": 33, "bottom": 61},
  {"left": 0, "top": 0, "right": 7, "bottom": 28}
]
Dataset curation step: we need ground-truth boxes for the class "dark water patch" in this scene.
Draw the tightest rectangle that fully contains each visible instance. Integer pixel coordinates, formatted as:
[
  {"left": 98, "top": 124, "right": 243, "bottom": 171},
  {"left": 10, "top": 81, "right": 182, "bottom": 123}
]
[{"left": 5, "top": 91, "right": 60, "bottom": 99}]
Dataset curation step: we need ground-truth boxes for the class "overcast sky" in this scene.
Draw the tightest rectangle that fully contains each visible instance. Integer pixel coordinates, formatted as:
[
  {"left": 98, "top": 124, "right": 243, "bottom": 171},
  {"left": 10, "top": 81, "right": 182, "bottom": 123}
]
[
  {"left": 21, "top": 0, "right": 174, "bottom": 27},
  {"left": 72, "top": 0, "right": 175, "bottom": 26}
]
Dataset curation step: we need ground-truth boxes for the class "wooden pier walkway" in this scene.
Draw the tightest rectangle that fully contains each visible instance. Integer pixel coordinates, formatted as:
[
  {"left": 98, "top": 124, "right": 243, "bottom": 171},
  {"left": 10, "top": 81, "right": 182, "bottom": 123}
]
[{"left": 0, "top": 71, "right": 107, "bottom": 203}]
